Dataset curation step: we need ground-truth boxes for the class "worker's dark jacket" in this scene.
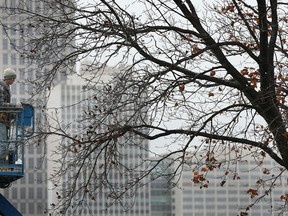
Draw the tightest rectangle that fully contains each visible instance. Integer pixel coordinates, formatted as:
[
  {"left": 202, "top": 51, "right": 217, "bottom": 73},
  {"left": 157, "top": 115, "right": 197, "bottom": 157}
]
[{"left": 0, "top": 81, "right": 16, "bottom": 127}]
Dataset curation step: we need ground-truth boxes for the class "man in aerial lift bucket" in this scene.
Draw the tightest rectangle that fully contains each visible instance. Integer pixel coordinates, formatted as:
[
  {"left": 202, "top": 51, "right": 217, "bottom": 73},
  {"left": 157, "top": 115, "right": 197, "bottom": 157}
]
[{"left": 0, "top": 68, "right": 22, "bottom": 164}]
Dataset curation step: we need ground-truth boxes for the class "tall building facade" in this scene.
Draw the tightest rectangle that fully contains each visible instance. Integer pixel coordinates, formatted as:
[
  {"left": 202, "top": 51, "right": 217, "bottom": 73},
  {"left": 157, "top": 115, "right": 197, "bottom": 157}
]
[
  {"left": 150, "top": 150, "right": 288, "bottom": 216},
  {"left": 0, "top": 1, "right": 73, "bottom": 215},
  {"left": 46, "top": 63, "right": 151, "bottom": 216},
  {"left": 0, "top": 2, "right": 47, "bottom": 216}
]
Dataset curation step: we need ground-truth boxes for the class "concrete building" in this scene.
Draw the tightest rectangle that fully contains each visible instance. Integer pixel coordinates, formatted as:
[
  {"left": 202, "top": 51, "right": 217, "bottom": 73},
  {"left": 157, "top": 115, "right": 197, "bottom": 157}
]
[
  {"left": 150, "top": 149, "right": 288, "bottom": 216},
  {"left": 0, "top": 1, "right": 74, "bottom": 215},
  {"left": 0, "top": 3, "right": 47, "bottom": 216},
  {"left": 46, "top": 63, "right": 151, "bottom": 215}
]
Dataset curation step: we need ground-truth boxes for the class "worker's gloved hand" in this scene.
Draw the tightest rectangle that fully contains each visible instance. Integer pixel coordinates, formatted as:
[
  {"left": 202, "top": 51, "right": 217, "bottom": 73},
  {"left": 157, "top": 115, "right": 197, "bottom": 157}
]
[{"left": 16, "top": 103, "right": 23, "bottom": 109}]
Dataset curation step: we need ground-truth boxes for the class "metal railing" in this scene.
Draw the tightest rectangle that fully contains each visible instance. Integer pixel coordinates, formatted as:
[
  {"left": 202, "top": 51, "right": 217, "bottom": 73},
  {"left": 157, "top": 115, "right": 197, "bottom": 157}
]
[{"left": 0, "top": 104, "right": 34, "bottom": 189}]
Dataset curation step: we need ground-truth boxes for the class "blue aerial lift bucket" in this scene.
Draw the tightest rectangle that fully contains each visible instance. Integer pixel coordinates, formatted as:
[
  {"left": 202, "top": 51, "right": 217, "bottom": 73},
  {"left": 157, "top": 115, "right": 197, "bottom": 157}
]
[{"left": 0, "top": 104, "right": 34, "bottom": 188}]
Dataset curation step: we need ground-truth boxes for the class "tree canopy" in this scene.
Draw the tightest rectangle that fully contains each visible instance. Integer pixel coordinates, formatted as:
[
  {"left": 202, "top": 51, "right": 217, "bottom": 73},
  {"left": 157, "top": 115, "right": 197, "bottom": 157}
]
[{"left": 2, "top": 0, "right": 288, "bottom": 214}]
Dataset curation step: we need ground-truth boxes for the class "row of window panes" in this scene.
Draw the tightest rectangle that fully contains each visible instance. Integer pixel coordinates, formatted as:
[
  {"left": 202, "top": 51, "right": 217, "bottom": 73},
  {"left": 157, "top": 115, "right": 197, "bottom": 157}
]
[
  {"left": 2, "top": 53, "right": 25, "bottom": 65},
  {"left": 16, "top": 202, "right": 45, "bottom": 215}
]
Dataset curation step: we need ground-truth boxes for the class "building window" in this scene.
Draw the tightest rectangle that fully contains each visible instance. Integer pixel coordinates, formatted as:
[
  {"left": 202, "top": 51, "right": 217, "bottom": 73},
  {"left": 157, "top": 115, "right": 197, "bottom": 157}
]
[
  {"left": 2, "top": 39, "right": 8, "bottom": 50},
  {"left": 37, "top": 187, "right": 43, "bottom": 199},
  {"left": 28, "top": 173, "right": 34, "bottom": 184},
  {"left": 19, "top": 83, "right": 25, "bottom": 95},
  {"left": 3, "top": 53, "right": 8, "bottom": 64},
  {"left": 28, "top": 187, "right": 34, "bottom": 199},
  {"left": 19, "top": 68, "right": 25, "bottom": 80},
  {"left": 29, "top": 203, "right": 35, "bottom": 214},
  {"left": 12, "top": 188, "right": 17, "bottom": 199},
  {"left": 37, "top": 204, "right": 44, "bottom": 214},
  {"left": 20, "top": 188, "right": 26, "bottom": 199},
  {"left": 20, "top": 202, "right": 26, "bottom": 214},
  {"left": 37, "top": 172, "right": 43, "bottom": 183},
  {"left": 28, "top": 158, "right": 34, "bottom": 169},
  {"left": 28, "top": 145, "right": 34, "bottom": 154}
]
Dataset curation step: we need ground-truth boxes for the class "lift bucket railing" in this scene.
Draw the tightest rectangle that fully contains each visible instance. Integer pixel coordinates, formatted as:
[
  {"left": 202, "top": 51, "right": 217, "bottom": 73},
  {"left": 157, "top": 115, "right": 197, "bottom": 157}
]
[{"left": 0, "top": 104, "right": 34, "bottom": 188}]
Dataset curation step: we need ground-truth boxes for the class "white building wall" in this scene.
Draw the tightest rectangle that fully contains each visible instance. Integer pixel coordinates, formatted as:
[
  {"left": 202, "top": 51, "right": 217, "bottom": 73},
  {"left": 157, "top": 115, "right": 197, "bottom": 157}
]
[
  {"left": 47, "top": 63, "right": 151, "bottom": 216},
  {"left": 166, "top": 150, "right": 288, "bottom": 216}
]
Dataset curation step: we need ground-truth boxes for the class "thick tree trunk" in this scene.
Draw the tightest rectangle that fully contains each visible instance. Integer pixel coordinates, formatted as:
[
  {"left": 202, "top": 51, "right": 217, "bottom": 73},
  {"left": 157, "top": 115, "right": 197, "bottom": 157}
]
[{"left": 260, "top": 99, "right": 288, "bottom": 169}]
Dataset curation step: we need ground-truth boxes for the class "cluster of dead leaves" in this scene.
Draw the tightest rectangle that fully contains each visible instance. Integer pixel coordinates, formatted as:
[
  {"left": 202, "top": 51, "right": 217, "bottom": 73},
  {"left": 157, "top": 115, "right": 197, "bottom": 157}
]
[
  {"left": 280, "top": 194, "right": 288, "bottom": 201},
  {"left": 240, "top": 67, "right": 260, "bottom": 88},
  {"left": 247, "top": 188, "right": 258, "bottom": 198}
]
